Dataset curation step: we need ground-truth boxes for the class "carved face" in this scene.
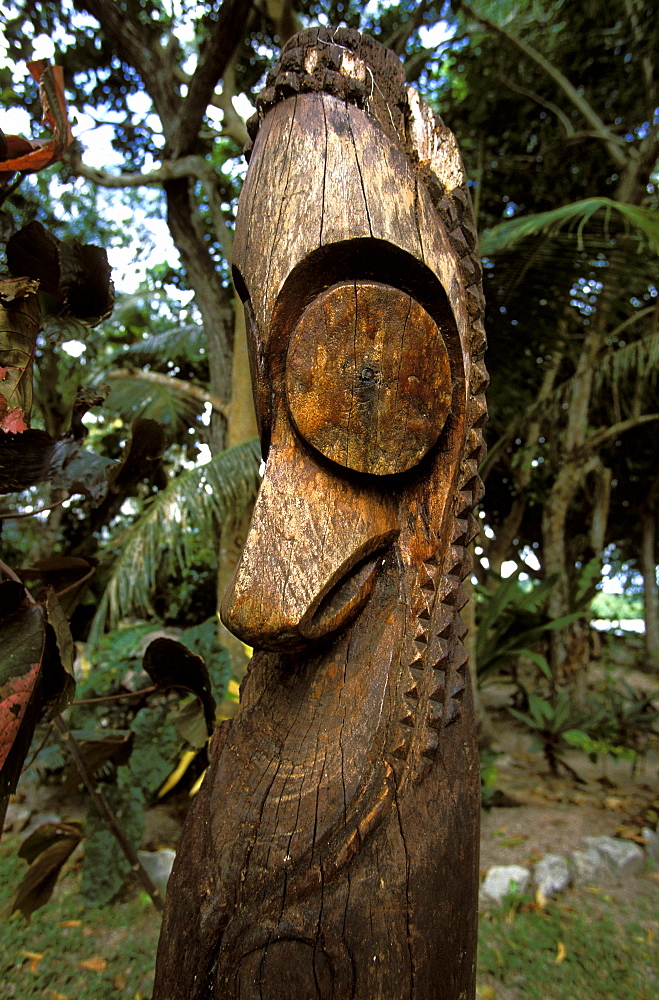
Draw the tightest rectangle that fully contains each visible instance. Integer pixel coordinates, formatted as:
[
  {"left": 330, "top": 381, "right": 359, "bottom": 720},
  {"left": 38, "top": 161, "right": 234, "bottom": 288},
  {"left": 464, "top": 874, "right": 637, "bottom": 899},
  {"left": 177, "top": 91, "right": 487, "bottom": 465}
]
[
  {"left": 221, "top": 265, "right": 463, "bottom": 653},
  {"left": 221, "top": 93, "right": 469, "bottom": 653}
]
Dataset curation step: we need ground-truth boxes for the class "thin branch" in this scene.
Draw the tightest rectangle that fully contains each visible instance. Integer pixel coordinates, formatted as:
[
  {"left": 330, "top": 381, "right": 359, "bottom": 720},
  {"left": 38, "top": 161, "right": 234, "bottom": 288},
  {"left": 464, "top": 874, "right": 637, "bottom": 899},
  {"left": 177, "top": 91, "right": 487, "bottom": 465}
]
[
  {"left": 107, "top": 368, "right": 230, "bottom": 418},
  {"left": 496, "top": 75, "right": 575, "bottom": 137},
  {"left": 20, "top": 722, "right": 54, "bottom": 774},
  {"left": 0, "top": 558, "right": 23, "bottom": 584},
  {"left": 0, "top": 495, "right": 72, "bottom": 520},
  {"left": 55, "top": 563, "right": 96, "bottom": 599},
  {"left": 65, "top": 148, "right": 212, "bottom": 190},
  {"left": 53, "top": 715, "right": 164, "bottom": 912},
  {"left": 72, "top": 686, "right": 156, "bottom": 706},
  {"left": 459, "top": 2, "right": 629, "bottom": 169}
]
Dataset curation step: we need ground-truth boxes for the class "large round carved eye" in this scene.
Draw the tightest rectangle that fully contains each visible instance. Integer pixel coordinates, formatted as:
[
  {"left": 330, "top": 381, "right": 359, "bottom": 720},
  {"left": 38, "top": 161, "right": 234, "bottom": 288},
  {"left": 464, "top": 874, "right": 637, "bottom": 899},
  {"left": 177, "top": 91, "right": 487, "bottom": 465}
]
[{"left": 285, "top": 281, "right": 453, "bottom": 476}]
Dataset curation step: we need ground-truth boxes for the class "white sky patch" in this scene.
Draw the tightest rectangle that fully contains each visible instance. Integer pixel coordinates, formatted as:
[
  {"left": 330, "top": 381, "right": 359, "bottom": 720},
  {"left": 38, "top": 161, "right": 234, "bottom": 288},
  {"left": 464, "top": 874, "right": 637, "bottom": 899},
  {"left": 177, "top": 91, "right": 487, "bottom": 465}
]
[
  {"left": 418, "top": 21, "right": 453, "bottom": 48},
  {"left": 0, "top": 106, "right": 31, "bottom": 135},
  {"left": 233, "top": 92, "right": 255, "bottom": 121},
  {"left": 196, "top": 442, "right": 212, "bottom": 464},
  {"left": 520, "top": 547, "right": 541, "bottom": 572},
  {"left": 62, "top": 340, "right": 86, "bottom": 358}
]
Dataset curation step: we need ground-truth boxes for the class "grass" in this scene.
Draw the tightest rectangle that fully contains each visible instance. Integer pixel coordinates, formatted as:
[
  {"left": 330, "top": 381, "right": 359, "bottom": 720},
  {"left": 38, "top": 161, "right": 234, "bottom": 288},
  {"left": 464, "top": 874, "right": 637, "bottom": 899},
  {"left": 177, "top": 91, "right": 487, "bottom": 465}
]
[
  {"left": 477, "top": 889, "right": 658, "bottom": 1000},
  {"left": 1, "top": 833, "right": 657, "bottom": 1000},
  {"left": 0, "top": 838, "right": 161, "bottom": 1000}
]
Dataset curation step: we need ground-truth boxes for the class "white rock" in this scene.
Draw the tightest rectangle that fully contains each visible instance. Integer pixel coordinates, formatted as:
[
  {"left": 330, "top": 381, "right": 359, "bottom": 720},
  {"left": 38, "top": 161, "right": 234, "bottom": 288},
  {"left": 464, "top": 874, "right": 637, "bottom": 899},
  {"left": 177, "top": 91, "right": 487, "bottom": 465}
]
[
  {"left": 2, "top": 802, "right": 31, "bottom": 832},
  {"left": 533, "top": 854, "right": 570, "bottom": 896},
  {"left": 582, "top": 836, "right": 645, "bottom": 876},
  {"left": 642, "top": 827, "right": 659, "bottom": 863},
  {"left": 137, "top": 848, "right": 176, "bottom": 897},
  {"left": 569, "top": 848, "right": 609, "bottom": 884},
  {"left": 481, "top": 865, "right": 530, "bottom": 903}
]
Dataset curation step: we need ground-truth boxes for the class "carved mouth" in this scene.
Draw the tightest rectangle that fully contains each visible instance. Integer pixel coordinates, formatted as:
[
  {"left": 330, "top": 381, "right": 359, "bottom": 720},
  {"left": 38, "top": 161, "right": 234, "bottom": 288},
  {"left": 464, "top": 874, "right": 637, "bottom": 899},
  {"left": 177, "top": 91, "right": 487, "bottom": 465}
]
[{"left": 299, "top": 534, "right": 397, "bottom": 643}]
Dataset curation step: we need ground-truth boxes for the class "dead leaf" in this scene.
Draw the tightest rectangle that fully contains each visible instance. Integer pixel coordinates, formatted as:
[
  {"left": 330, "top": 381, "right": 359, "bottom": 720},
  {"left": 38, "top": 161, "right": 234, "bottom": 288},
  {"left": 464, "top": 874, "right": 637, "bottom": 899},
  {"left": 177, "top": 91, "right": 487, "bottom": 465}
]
[
  {"left": 614, "top": 824, "right": 647, "bottom": 843},
  {"left": 535, "top": 887, "right": 547, "bottom": 909},
  {"left": 59, "top": 919, "right": 82, "bottom": 928},
  {"left": 0, "top": 63, "right": 72, "bottom": 181},
  {"left": 20, "top": 949, "right": 44, "bottom": 972},
  {"left": 78, "top": 956, "right": 107, "bottom": 972},
  {"left": 604, "top": 796, "right": 625, "bottom": 812},
  {"left": 114, "top": 973, "right": 127, "bottom": 989},
  {"left": 1, "top": 406, "right": 28, "bottom": 433},
  {"left": 498, "top": 835, "right": 528, "bottom": 848},
  {"left": 477, "top": 986, "right": 496, "bottom": 999},
  {"left": 13, "top": 826, "right": 82, "bottom": 920},
  {"left": 555, "top": 941, "right": 566, "bottom": 964}
]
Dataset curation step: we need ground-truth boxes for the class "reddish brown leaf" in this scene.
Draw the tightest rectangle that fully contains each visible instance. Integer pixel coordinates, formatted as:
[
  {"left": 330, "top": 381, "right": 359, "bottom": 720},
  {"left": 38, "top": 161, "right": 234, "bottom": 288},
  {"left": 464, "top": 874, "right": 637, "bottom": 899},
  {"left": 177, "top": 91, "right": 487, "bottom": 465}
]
[
  {"left": 0, "top": 63, "right": 73, "bottom": 179},
  {"left": 1, "top": 406, "right": 28, "bottom": 433},
  {"left": 0, "top": 587, "right": 76, "bottom": 826}
]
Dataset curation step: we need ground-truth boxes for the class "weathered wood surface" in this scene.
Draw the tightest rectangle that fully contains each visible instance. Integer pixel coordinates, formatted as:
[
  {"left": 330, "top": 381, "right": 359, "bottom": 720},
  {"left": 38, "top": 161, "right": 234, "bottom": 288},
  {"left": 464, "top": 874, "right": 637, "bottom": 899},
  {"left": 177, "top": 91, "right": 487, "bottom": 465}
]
[{"left": 153, "top": 27, "right": 487, "bottom": 1000}]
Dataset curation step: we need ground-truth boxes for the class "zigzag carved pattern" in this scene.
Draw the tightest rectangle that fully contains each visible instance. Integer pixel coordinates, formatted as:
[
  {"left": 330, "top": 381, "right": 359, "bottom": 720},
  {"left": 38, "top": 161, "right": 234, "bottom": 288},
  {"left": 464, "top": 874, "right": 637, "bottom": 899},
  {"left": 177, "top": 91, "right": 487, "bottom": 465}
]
[{"left": 386, "top": 178, "right": 488, "bottom": 781}]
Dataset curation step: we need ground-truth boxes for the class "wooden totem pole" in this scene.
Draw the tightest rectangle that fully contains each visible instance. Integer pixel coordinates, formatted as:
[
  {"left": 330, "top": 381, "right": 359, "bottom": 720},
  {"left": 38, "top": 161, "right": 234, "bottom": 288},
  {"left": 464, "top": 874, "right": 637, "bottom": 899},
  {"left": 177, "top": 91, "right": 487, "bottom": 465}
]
[{"left": 153, "top": 27, "right": 487, "bottom": 1000}]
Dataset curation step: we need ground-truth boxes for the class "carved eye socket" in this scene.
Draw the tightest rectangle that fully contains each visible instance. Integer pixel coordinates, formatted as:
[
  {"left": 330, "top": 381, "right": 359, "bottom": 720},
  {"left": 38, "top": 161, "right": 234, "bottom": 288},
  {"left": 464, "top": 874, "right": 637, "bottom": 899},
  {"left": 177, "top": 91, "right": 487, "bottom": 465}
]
[{"left": 285, "top": 281, "right": 453, "bottom": 476}]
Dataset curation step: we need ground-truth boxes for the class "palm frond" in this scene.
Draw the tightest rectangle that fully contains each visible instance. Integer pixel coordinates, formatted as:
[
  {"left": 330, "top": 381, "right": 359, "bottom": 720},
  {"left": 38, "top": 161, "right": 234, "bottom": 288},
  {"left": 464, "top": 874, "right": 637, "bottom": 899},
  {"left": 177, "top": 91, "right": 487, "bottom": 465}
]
[
  {"left": 118, "top": 324, "right": 206, "bottom": 365},
  {"left": 88, "top": 438, "right": 262, "bottom": 646},
  {"left": 593, "top": 322, "right": 659, "bottom": 397},
  {"left": 104, "top": 373, "right": 205, "bottom": 432},
  {"left": 481, "top": 198, "right": 659, "bottom": 257}
]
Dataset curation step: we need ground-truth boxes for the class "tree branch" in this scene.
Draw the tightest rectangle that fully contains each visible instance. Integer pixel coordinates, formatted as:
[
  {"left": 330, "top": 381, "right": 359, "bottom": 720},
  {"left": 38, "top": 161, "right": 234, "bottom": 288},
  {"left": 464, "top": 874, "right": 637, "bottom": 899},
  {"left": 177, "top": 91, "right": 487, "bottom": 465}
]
[
  {"left": 385, "top": 0, "right": 434, "bottom": 55},
  {"left": 79, "top": 0, "right": 180, "bottom": 136},
  {"left": 65, "top": 148, "right": 234, "bottom": 261},
  {"left": 170, "top": 0, "right": 252, "bottom": 157},
  {"left": 459, "top": 2, "right": 629, "bottom": 169},
  {"left": 53, "top": 715, "right": 164, "bottom": 912},
  {"left": 579, "top": 412, "right": 659, "bottom": 456}
]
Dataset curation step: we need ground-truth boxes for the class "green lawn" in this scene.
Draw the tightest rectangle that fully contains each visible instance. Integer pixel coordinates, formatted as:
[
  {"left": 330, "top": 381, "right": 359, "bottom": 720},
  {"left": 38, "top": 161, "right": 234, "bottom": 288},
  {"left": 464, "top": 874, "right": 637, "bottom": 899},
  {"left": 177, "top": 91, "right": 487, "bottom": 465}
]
[
  {"left": 1, "top": 835, "right": 656, "bottom": 1000},
  {"left": 0, "top": 840, "right": 160, "bottom": 1000},
  {"left": 477, "top": 888, "right": 657, "bottom": 1000}
]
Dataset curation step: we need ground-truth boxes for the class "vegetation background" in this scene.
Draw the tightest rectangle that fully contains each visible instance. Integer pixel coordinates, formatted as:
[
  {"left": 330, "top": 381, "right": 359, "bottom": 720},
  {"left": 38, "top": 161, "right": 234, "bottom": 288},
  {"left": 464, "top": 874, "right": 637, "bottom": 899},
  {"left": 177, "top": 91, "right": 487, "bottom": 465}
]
[{"left": 0, "top": 0, "right": 657, "bottom": 996}]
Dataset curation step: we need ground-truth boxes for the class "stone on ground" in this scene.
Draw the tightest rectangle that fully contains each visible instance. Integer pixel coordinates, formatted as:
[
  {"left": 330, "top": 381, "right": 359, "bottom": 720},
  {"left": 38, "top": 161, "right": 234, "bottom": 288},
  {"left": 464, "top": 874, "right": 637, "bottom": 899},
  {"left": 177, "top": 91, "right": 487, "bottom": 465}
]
[
  {"left": 533, "top": 854, "right": 570, "bottom": 896},
  {"left": 582, "top": 836, "right": 645, "bottom": 876},
  {"left": 481, "top": 864, "right": 530, "bottom": 904}
]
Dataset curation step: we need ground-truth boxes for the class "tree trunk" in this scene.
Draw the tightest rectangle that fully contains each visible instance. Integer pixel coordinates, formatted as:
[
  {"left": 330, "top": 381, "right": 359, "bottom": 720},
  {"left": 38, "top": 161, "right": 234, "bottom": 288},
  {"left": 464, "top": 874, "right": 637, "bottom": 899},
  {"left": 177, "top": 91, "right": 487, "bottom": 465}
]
[{"left": 641, "top": 503, "right": 659, "bottom": 667}]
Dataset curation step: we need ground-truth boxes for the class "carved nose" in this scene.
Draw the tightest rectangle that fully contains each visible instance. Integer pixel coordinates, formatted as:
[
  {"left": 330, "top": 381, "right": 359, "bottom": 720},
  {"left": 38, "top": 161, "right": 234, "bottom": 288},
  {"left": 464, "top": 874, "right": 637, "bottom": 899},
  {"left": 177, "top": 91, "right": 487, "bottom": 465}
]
[{"left": 220, "top": 419, "right": 398, "bottom": 651}]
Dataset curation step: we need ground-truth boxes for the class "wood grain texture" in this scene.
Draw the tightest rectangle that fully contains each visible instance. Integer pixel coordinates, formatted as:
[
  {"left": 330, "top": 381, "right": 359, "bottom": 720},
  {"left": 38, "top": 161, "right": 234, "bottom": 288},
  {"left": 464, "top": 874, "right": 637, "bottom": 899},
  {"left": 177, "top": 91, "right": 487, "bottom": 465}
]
[{"left": 154, "top": 26, "right": 488, "bottom": 1000}]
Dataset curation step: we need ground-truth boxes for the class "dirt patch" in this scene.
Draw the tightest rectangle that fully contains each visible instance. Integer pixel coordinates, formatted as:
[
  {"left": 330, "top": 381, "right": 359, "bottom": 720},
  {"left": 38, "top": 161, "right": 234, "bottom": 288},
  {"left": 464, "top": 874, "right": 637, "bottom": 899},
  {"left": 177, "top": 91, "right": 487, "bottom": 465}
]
[{"left": 479, "top": 698, "right": 658, "bottom": 908}]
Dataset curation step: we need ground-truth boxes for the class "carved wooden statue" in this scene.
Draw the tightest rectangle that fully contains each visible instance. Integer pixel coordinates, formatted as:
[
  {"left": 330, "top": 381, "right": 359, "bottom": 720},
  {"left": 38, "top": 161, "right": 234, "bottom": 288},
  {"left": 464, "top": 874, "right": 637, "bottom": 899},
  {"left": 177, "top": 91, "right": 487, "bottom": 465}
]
[{"left": 153, "top": 27, "right": 487, "bottom": 1000}]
